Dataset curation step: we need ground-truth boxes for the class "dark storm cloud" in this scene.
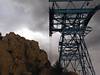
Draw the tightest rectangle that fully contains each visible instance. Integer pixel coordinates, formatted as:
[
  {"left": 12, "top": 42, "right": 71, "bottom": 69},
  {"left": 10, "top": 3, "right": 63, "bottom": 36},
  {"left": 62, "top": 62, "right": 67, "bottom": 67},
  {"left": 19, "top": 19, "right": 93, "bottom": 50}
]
[
  {"left": 0, "top": 0, "right": 48, "bottom": 33},
  {"left": 13, "top": 0, "right": 48, "bottom": 32},
  {"left": 0, "top": 0, "right": 33, "bottom": 33}
]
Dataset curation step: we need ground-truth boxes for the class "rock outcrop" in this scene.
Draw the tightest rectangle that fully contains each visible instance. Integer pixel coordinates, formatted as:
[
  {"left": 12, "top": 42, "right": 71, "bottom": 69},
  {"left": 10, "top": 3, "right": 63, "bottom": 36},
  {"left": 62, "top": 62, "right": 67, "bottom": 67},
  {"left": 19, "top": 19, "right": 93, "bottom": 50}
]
[{"left": 0, "top": 32, "right": 51, "bottom": 75}]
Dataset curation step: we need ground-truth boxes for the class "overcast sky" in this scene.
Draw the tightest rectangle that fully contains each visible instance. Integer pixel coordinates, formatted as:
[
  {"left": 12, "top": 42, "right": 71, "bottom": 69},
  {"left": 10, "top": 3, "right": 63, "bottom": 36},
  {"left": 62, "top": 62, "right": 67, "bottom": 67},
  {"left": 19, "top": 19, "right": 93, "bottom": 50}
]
[{"left": 0, "top": 0, "right": 100, "bottom": 75}]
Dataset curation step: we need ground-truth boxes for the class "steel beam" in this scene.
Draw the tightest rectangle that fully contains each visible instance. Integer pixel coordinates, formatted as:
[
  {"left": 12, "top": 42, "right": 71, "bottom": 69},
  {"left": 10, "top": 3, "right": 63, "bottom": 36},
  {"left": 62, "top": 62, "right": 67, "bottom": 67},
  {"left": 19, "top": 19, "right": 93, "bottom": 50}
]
[
  {"left": 51, "top": 8, "right": 94, "bottom": 14},
  {"left": 49, "top": 0, "right": 93, "bottom": 2}
]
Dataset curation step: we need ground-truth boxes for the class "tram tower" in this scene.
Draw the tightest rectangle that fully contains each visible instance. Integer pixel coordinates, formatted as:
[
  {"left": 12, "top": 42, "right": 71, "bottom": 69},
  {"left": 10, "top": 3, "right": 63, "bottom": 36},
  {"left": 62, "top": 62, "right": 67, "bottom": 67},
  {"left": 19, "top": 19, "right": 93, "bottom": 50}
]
[{"left": 49, "top": 0, "right": 100, "bottom": 75}]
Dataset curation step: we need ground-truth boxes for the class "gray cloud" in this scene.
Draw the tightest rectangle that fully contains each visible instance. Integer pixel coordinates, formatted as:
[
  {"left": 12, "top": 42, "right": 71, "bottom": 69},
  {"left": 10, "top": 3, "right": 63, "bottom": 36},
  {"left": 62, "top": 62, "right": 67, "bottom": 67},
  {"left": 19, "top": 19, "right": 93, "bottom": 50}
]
[
  {"left": 0, "top": 0, "right": 48, "bottom": 33},
  {"left": 0, "top": 0, "right": 32, "bottom": 32},
  {"left": 13, "top": 0, "right": 48, "bottom": 32}
]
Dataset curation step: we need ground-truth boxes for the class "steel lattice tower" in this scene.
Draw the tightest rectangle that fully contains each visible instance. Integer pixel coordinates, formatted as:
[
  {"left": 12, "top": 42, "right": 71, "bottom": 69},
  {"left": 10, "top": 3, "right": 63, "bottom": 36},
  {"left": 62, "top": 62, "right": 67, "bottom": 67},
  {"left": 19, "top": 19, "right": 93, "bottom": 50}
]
[{"left": 49, "top": 0, "right": 100, "bottom": 75}]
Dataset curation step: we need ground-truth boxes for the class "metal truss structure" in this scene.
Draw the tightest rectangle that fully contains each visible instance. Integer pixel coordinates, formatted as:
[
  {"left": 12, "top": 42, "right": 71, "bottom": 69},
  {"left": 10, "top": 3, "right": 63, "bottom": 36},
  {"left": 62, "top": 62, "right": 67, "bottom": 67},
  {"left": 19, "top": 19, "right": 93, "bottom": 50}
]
[{"left": 49, "top": 0, "right": 100, "bottom": 75}]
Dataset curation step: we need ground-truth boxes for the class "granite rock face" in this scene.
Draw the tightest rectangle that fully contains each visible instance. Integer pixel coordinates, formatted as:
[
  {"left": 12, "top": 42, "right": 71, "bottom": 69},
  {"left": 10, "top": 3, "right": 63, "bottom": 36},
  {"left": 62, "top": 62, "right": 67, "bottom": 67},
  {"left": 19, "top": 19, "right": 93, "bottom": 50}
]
[{"left": 0, "top": 32, "right": 51, "bottom": 75}]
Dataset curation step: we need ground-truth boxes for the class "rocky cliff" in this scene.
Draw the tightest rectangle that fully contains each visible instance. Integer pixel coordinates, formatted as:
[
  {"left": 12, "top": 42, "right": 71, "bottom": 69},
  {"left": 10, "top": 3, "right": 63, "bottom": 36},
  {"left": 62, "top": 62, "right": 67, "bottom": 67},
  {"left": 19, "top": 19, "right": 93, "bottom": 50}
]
[{"left": 0, "top": 32, "right": 51, "bottom": 75}]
